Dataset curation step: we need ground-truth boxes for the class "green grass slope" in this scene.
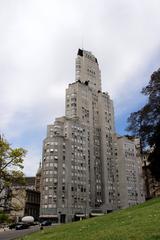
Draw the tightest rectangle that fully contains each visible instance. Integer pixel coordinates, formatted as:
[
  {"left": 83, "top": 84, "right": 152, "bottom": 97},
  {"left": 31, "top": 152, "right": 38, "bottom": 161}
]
[{"left": 20, "top": 198, "right": 160, "bottom": 240}]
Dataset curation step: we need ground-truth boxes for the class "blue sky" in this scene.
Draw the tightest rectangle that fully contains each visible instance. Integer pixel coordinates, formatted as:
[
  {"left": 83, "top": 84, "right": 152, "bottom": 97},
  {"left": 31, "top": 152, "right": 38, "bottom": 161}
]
[{"left": 0, "top": 0, "right": 160, "bottom": 176}]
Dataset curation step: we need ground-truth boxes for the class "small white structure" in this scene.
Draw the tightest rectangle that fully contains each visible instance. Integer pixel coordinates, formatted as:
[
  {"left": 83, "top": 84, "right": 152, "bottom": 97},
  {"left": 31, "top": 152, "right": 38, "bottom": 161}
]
[{"left": 22, "top": 216, "right": 34, "bottom": 223}]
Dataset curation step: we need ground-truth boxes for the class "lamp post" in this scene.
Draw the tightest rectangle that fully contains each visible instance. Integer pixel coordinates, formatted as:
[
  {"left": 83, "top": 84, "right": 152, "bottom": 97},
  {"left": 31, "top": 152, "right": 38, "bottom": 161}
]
[{"left": 58, "top": 211, "right": 61, "bottom": 224}]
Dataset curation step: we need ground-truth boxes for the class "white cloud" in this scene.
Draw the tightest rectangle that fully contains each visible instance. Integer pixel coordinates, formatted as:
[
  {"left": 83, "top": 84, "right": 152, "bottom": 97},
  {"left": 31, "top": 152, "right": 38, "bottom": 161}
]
[{"left": 1, "top": 0, "right": 160, "bottom": 175}]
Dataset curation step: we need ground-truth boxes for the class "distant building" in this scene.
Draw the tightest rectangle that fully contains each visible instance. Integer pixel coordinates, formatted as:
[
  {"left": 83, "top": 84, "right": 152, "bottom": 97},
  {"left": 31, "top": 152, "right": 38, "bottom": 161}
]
[
  {"left": 115, "top": 136, "right": 145, "bottom": 208},
  {"left": 0, "top": 187, "right": 12, "bottom": 213},
  {"left": 40, "top": 49, "right": 145, "bottom": 223},
  {"left": 10, "top": 177, "right": 40, "bottom": 221},
  {"left": 24, "top": 189, "right": 40, "bottom": 220},
  {"left": 25, "top": 177, "right": 36, "bottom": 190}
]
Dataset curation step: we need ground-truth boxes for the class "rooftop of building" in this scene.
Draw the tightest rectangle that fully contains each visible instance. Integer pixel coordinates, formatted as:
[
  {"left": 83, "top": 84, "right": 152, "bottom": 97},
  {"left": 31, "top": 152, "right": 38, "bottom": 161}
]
[{"left": 77, "top": 48, "right": 98, "bottom": 63}]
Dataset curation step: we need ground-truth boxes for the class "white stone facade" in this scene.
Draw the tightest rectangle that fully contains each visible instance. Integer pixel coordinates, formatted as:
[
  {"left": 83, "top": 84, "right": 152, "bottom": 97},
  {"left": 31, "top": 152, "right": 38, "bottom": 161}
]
[
  {"left": 40, "top": 49, "right": 145, "bottom": 222},
  {"left": 116, "top": 136, "right": 145, "bottom": 208}
]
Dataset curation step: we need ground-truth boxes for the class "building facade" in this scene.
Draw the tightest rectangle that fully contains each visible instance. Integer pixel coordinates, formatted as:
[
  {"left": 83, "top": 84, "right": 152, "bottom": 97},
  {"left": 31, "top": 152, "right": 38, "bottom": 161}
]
[
  {"left": 40, "top": 49, "right": 145, "bottom": 222},
  {"left": 115, "top": 136, "right": 145, "bottom": 208},
  {"left": 10, "top": 177, "right": 40, "bottom": 222}
]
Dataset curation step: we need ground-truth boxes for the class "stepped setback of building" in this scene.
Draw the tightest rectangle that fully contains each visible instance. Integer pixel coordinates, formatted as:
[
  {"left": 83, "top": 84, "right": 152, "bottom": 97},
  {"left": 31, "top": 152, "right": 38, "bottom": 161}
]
[{"left": 40, "top": 49, "right": 145, "bottom": 223}]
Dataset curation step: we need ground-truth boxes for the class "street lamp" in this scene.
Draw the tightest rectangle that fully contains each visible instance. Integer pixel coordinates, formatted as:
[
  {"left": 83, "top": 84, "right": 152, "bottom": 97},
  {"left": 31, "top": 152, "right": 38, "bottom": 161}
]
[{"left": 58, "top": 211, "right": 61, "bottom": 223}]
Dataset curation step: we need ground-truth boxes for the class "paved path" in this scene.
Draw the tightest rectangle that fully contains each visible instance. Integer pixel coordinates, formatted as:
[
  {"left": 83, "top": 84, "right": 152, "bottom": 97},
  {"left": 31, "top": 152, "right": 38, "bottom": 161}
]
[{"left": 0, "top": 225, "right": 40, "bottom": 240}]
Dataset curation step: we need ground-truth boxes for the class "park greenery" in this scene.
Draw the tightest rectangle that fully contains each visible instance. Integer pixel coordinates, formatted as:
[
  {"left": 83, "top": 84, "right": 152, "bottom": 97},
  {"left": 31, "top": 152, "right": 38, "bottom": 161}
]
[
  {"left": 0, "top": 210, "right": 9, "bottom": 224},
  {"left": 127, "top": 68, "right": 160, "bottom": 181},
  {"left": 0, "top": 136, "right": 26, "bottom": 212},
  {"left": 17, "top": 198, "right": 160, "bottom": 240}
]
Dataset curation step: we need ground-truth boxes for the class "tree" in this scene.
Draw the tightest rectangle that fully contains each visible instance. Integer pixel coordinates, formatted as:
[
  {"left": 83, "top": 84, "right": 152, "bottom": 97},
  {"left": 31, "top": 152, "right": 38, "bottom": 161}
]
[
  {"left": 127, "top": 68, "right": 160, "bottom": 180},
  {"left": 0, "top": 135, "right": 26, "bottom": 210},
  {"left": 0, "top": 210, "right": 9, "bottom": 224}
]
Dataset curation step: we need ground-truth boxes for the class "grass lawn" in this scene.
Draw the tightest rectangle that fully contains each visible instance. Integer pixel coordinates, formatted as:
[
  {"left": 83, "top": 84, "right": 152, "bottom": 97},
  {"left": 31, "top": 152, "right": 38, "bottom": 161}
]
[{"left": 18, "top": 198, "right": 160, "bottom": 240}]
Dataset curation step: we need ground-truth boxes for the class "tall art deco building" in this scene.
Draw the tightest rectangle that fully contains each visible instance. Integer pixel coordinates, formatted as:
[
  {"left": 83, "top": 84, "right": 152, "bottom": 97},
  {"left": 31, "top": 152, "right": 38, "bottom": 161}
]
[{"left": 40, "top": 49, "right": 144, "bottom": 222}]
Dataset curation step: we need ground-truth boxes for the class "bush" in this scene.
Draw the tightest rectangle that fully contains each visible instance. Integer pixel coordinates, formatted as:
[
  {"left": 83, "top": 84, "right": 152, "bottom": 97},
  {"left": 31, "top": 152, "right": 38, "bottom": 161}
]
[{"left": 0, "top": 211, "right": 9, "bottom": 224}]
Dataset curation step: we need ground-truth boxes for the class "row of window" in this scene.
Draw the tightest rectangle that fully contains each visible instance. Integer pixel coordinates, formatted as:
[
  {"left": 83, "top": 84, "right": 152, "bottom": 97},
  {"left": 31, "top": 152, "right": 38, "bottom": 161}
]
[
  {"left": 44, "top": 178, "right": 66, "bottom": 183},
  {"left": 44, "top": 162, "right": 58, "bottom": 168},
  {"left": 71, "top": 165, "right": 86, "bottom": 170}
]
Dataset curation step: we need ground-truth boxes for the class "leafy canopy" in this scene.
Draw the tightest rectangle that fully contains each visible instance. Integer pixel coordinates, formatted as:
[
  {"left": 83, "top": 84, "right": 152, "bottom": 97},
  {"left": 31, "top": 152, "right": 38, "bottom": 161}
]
[
  {"left": 127, "top": 68, "right": 160, "bottom": 180},
  {"left": 0, "top": 136, "right": 26, "bottom": 208}
]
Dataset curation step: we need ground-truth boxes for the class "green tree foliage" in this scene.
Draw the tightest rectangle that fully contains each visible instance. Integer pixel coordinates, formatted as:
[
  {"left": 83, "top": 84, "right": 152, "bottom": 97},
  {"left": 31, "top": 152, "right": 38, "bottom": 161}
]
[
  {"left": 0, "top": 210, "right": 9, "bottom": 224},
  {"left": 127, "top": 68, "right": 160, "bottom": 180},
  {"left": 0, "top": 136, "right": 26, "bottom": 210}
]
